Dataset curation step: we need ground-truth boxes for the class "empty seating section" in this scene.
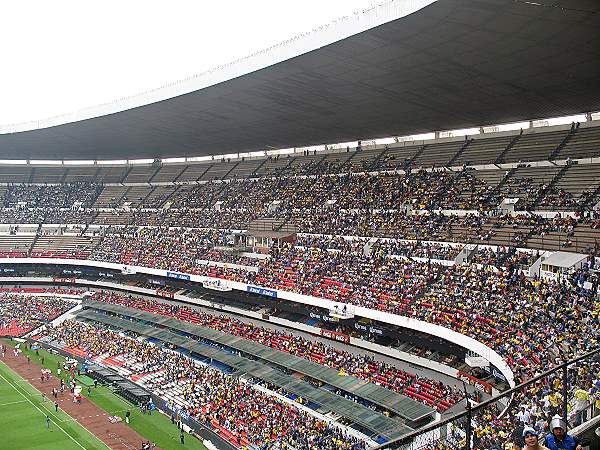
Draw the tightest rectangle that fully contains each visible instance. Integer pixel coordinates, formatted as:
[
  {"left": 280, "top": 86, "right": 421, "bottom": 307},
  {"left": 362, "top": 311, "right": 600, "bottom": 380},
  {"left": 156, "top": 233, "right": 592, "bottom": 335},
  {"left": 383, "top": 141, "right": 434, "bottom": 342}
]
[
  {"left": 454, "top": 135, "right": 513, "bottom": 166},
  {"left": 94, "top": 210, "right": 132, "bottom": 225},
  {"left": 142, "top": 186, "right": 178, "bottom": 207},
  {"left": 175, "top": 162, "right": 213, "bottom": 182},
  {"left": 0, "top": 234, "right": 34, "bottom": 256},
  {"left": 472, "top": 169, "right": 508, "bottom": 189},
  {"left": 62, "top": 166, "right": 99, "bottom": 182},
  {"left": 0, "top": 166, "right": 31, "bottom": 183},
  {"left": 121, "top": 186, "right": 153, "bottom": 207},
  {"left": 31, "top": 234, "right": 99, "bottom": 258},
  {"left": 228, "top": 158, "right": 265, "bottom": 178},
  {"left": 29, "top": 167, "right": 66, "bottom": 183},
  {"left": 556, "top": 124, "right": 600, "bottom": 159},
  {"left": 93, "top": 185, "right": 129, "bottom": 207},
  {"left": 149, "top": 164, "right": 186, "bottom": 182},
  {"left": 94, "top": 166, "right": 129, "bottom": 183},
  {"left": 413, "top": 140, "right": 463, "bottom": 167},
  {"left": 199, "top": 160, "right": 239, "bottom": 181},
  {"left": 502, "top": 129, "right": 567, "bottom": 163},
  {"left": 122, "top": 165, "right": 156, "bottom": 183}
]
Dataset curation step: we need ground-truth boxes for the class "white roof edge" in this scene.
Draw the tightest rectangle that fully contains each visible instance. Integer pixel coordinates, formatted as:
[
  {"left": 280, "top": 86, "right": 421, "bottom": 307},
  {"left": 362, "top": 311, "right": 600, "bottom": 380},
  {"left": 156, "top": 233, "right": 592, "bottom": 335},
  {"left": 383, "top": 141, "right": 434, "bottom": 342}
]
[{"left": 0, "top": 0, "right": 437, "bottom": 136}]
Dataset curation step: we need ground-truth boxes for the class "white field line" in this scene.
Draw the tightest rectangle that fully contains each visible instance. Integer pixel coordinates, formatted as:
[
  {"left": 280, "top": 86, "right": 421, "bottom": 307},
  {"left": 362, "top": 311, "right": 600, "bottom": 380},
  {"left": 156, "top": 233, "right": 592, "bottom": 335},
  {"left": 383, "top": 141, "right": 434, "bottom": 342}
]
[
  {"left": 0, "top": 399, "right": 27, "bottom": 407},
  {"left": 0, "top": 361, "right": 110, "bottom": 450}
]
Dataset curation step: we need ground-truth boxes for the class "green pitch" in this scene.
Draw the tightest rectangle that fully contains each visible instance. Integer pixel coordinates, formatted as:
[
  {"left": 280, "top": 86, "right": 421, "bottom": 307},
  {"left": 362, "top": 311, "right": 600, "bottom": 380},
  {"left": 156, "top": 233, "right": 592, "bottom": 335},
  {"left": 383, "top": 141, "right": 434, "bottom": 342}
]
[
  {"left": 3, "top": 341, "right": 209, "bottom": 450},
  {"left": 0, "top": 360, "right": 109, "bottom": 450}
]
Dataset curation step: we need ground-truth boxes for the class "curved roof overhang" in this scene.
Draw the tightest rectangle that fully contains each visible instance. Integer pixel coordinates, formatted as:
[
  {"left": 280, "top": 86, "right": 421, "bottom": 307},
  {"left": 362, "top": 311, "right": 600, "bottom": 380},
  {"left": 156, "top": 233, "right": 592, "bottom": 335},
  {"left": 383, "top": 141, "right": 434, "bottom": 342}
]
[{"left": 1, "top": 0, "right": 599, "bottom": 160}]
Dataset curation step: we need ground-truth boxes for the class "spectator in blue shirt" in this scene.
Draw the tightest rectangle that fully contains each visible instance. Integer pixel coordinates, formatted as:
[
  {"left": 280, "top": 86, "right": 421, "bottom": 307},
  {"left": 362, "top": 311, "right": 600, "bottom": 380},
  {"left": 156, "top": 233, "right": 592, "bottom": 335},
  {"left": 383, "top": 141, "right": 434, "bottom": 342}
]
[{"left": 545, "top": 416, "right": 582, "bottom": 450}]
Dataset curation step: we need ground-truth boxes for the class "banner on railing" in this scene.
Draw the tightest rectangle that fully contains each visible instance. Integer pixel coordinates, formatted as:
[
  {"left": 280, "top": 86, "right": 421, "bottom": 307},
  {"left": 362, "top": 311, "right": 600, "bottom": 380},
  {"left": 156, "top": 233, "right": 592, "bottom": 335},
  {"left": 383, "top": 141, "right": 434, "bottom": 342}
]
[
  {"left": 246, "top": 285, "right": 277, "bottom": 298},
  {"left": 155, "top": 289, "right": 175, "bottom": 299},
  {"left": 320, "top": 328, "right": 350, "bottom": 343},
  {"left": 52, "top": 277, "right": 76, "bottom": 284},
  {"left": 354, "top": 322, "right": 384, "bottom": 336},
  {"left": 309, "top": 311, "right": 339, "bottom": 323},
  {"left": 482, "top": 364, "right": 508, "bottom": 383},
  {"left": 166, "top": 271, "right": 191, "bottom": 281}
]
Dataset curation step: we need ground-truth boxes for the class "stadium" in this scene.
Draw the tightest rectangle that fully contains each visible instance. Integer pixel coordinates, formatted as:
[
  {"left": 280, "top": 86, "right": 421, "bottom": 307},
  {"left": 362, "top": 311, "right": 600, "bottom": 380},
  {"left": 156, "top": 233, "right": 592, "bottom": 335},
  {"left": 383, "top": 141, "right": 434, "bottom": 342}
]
[{"left": 1, "top": 0, "right": 600, "bottom": 449}]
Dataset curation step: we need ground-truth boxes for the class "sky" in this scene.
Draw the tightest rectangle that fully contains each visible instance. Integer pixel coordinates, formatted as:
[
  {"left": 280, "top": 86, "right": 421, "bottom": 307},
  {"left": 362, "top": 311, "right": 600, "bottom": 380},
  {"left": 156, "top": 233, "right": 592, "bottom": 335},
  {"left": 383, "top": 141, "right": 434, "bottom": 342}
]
[{"left": 1, "top": 0, "right": 379, "bottom": 126}]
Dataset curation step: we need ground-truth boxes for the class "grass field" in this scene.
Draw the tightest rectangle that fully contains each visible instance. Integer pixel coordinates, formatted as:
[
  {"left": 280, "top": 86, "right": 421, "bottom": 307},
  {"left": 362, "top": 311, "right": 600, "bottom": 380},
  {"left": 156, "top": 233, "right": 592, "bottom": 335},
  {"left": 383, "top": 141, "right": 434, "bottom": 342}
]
[
  {"left": 0, "top": 359, "right": 110, "bottom": 450},
  {"left": 3, "top": 340, "right": 209, "bottom": 450}
]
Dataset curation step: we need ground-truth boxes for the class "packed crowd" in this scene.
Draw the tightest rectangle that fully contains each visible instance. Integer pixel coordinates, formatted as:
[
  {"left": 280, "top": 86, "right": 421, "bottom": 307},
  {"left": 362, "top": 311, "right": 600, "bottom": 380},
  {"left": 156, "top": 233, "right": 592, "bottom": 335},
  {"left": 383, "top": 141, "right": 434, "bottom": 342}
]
[
  {"left": 90, "top": 227, "right": 260, "bottom": 269},
  {"left": 468, "top": 246, "right": 536, "bottom": 268},
  {"left": 3, "top": 183, "right": 103, "bottom": 208},
  {"left": 2, "top": 223, "right": 598, "bottom": 392},
  {"left": 87, "top": 231, "right": 599, "bottom": 388},
  {"left": 84, "top": 228, "right": 600, "bottom": 382},
  {"left": 0, "top": 294, "right": 75, "bottom": 336},
  {"left": 0, "top": 179, "right": 598, "bottom": 256},
  {"left": 0, "top": 170, "right": 596, "bottom": 228},
  {"left": 40, "top": 320, "right": 368, "bottom": 450},
  {"left": 88, "top": 228, "right": 540, "bottom": 275},
  {"left": 0, "top": 207, "right": 97, "bottom": 224},
  {"left": 90, "top": 291, "right": 462, "bottom": 411},
  {"left": 0, "top": 166, "right": 598, "bottom": 447}
]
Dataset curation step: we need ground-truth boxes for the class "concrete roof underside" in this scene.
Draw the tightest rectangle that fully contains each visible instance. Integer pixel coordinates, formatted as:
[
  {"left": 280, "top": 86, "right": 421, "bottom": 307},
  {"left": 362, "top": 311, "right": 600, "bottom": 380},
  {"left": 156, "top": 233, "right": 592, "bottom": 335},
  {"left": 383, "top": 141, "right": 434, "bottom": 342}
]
[{"left": 1, "top": 0, "right": 599, "bottom": 160}]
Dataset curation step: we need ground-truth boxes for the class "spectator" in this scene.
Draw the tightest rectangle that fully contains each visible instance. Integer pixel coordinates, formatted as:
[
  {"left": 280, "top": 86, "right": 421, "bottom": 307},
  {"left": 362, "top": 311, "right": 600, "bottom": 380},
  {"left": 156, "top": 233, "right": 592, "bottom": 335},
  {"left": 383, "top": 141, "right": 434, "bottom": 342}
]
[
  {"left": 545, "top": 416, "right": 582, "bottom": 450},
  {"left": 522, "top": 427, "right": 549, "bottom": 450}
]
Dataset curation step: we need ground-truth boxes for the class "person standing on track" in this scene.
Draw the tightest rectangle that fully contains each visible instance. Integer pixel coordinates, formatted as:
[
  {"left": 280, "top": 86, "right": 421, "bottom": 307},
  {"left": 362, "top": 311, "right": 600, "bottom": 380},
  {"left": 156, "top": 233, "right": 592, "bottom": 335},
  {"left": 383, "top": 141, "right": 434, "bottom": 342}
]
[
  {"left": 54, "top": 401, "right": 59, "bottom": 413},
  {"left": 46, "top": 415, "right": 50, "bottom": 429}
]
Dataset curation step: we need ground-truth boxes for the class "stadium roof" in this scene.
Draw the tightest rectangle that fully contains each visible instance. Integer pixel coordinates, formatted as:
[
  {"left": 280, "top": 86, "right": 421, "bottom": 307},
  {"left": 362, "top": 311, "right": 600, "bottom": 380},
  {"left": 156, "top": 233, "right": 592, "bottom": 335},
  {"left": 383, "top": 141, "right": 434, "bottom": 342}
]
[{"left": 1, "top": 0, "right": 599, "bottom": 160}]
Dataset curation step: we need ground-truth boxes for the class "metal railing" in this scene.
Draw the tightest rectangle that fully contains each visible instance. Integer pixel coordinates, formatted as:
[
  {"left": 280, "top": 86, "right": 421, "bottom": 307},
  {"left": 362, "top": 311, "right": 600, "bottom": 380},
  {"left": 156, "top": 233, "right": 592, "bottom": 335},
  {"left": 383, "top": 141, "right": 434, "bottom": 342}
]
[{"left": 375, "top": 347, "right": 600, "bottom": 450}]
